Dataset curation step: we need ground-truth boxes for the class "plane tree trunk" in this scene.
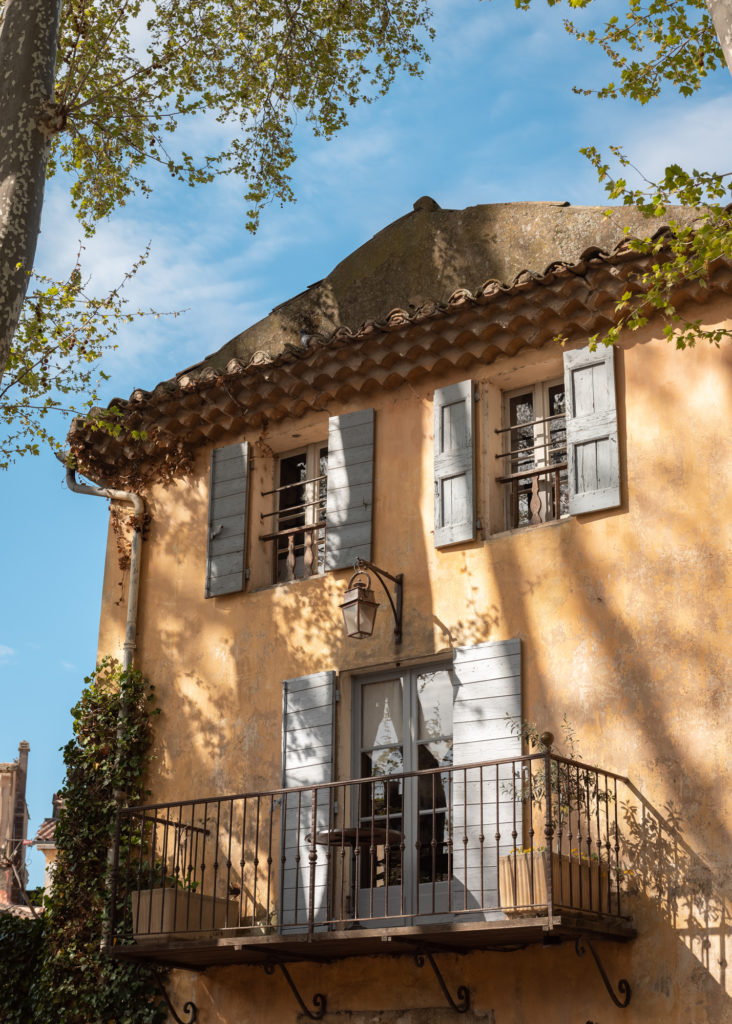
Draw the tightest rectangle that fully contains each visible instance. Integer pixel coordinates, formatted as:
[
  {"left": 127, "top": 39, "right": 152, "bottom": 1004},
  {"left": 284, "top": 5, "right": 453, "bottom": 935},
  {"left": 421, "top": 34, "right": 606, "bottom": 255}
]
[
  {"left": 0, "top": 0, "right": 63, "bottom": 387},
  {"left": 707, "top": 1, "right": 732, "bottom": 75}
]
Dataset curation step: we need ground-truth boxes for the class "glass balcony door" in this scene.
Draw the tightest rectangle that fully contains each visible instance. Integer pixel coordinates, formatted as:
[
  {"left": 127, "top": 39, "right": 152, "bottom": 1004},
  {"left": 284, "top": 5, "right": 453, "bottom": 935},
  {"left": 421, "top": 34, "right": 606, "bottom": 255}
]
[{"left": 354, "top": 665, "right": 454, "bottom": 923}]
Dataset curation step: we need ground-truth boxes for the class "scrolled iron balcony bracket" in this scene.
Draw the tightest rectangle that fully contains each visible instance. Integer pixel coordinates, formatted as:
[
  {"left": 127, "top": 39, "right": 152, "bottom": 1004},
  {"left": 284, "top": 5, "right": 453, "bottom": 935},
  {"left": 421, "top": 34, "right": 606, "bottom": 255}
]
[
  {"left": 414, "top": 950, "right": 470, "bottom": 1013},
  {"left": 150, "top": 968, "right": 198, "bottom": 1023},
  {"left": 264, "top": 961, "right": 327, "bottom": 1020},
  {"left": 575, "top": 934, "right": 632, "bottom": 1008}
]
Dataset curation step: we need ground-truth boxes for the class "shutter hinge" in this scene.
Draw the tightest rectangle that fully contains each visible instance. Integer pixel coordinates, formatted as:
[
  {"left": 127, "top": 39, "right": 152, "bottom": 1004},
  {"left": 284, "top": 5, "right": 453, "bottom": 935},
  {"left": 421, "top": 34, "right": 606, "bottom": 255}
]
[
  {"left": 335, "top": 688, "right": 340, "bottom": 703},
  {"left": 245, "top": 567, "right": 251, "bottom": 580}
]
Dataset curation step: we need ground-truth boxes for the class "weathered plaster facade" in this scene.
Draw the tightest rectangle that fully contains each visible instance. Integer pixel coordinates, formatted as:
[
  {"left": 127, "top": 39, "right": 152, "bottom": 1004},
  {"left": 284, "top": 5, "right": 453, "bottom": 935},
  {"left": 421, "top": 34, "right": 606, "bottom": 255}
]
[{"left": 85, "top": 202, "right": 731, "bottom": 1023}]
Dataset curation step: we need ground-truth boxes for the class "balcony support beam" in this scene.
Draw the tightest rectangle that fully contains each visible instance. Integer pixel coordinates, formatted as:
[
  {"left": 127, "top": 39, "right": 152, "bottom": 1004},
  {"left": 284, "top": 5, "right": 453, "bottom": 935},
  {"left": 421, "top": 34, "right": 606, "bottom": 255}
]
[{"left": 414, "top": 950, "right": 470, "bottom": 1013}]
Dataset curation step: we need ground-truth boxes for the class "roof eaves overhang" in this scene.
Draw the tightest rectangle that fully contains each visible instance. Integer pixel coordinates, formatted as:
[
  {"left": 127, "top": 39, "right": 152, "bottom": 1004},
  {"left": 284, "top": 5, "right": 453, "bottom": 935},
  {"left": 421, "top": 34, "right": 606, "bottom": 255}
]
[{"left": 66, "top": 240, "right": 732, "bottom": 488}]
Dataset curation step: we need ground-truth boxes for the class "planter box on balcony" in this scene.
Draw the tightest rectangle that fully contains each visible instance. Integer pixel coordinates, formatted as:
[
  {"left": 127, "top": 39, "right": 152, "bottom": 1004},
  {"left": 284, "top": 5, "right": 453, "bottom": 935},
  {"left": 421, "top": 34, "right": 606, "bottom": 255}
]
[
  {"left": 499, "top": 851, "right": 609, "bottom": 916},
  {"left": 131, "top": 889, "right": 239, "bottom": 936}
]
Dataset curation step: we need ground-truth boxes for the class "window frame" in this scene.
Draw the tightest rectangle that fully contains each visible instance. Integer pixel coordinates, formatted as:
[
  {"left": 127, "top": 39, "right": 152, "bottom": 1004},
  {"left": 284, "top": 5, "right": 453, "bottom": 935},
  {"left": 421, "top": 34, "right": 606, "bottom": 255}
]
[
  {"left": 498, "top": 377, "right": 568, "bottom": 531},
  {"left": 260, "top": 439, "right": 328, "bottom": 583}
]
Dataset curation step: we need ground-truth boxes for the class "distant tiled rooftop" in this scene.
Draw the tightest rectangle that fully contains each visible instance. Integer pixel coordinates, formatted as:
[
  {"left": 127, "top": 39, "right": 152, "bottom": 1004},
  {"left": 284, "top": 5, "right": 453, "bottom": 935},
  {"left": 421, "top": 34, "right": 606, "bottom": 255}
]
[
  {"left": 34, "top": 817, "right": 57, "bottom": 845},
  {"left": 0, "top": 900, "right": 36, "bottom": 919}
]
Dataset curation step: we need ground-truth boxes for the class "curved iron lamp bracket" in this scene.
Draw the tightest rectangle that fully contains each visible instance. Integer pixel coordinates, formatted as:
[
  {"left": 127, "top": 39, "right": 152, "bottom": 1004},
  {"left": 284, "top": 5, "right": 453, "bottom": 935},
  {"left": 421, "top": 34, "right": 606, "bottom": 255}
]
[
  {"left": 414, "top": 950, "right": 470, "bottom": 1013},
  {"left": 353, "top": 557, "right": 403, "bottom": 644},
  {"left": 575, "top": 935, "right": 632, "bottom": 1008},
  {"left": 264, "top": 961, "right": 327, "bottom": 1020},
  {"left": 150, "top": 968, "right": 198, "bottom": 1023}
]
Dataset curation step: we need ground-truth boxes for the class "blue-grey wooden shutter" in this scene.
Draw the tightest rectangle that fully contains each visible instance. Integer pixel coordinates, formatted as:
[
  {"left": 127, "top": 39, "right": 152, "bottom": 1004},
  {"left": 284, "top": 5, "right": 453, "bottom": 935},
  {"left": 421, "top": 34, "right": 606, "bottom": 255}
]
[
  {"left": 280, "top": 671, "right": 336, "bottom": 931},
  {"left": 205, "top": 442, "right": 249, "bottom": 598},
  {"left": 563, "top": 346, "right": 620, "bottom": 515},
  {"left": 325, "top": 408, "right": 374, "bottom": 571},
  {"left": 434, "top": 380, "right": 476, "bottom": 547},
  {"left": 451, "top": 638, "right": 522, "bottom": 918}
]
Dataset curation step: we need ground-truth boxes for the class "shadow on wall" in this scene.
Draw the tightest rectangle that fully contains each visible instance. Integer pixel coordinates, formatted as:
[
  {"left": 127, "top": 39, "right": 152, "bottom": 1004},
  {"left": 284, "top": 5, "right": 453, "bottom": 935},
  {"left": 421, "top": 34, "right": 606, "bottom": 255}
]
[
  {"left": 621, "top": 783, "right": 731, "bottom": 1003},
  {"left": 471, "top": 340, "right": 731, "bottom": 1014}
]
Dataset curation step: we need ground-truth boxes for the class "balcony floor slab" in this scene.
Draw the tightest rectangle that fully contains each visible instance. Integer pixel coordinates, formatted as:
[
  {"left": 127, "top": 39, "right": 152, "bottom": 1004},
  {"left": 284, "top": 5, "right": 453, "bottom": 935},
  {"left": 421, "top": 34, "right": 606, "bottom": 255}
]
[{"left": 109, "top": 913, "right": 636, "bottom": 970}]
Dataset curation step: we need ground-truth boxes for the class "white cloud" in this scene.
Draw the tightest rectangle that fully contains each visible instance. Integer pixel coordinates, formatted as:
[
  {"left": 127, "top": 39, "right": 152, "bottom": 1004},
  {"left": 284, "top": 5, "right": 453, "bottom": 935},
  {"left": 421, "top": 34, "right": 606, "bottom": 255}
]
[
  {"left": 619, "top": 95, "right": 732, "bottom": 183},
  {"left": 0, "top": 645, "right": 16, "bottom": 663}
]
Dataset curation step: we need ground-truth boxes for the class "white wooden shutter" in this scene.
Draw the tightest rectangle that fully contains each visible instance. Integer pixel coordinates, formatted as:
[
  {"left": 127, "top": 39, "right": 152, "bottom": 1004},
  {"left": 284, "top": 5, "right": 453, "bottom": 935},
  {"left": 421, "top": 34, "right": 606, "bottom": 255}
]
[
  {"left": 434, "top": 381, "right": 476, "bottom": 547},
  {"left": 564, "top": 346, "right": 620, "bottom": 515},
  {"left": 451, "top": 638, "right": 522, "bottom": 918},
  {"left": 280, "top": 671, "right": 336, "bottom": 931},
  {"left": 325, "top": 408, "right": 374, "bottom": 571},
  {"left": 205, "top": 442, "right": 249, "bottom": 598}
]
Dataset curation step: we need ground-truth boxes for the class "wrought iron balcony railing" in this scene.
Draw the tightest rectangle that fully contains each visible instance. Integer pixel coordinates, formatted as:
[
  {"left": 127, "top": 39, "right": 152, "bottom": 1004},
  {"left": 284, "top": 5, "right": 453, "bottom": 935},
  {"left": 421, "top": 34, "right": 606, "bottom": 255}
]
[{"left": 109, "top": 753, "right": 630, "bottom": 946}]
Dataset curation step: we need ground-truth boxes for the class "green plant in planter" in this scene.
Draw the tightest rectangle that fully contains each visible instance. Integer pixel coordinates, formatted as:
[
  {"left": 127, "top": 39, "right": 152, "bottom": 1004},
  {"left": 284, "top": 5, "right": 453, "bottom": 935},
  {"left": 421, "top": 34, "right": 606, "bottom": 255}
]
[{"left": 505, "top": 715, "right": 615, "bottom": 860}]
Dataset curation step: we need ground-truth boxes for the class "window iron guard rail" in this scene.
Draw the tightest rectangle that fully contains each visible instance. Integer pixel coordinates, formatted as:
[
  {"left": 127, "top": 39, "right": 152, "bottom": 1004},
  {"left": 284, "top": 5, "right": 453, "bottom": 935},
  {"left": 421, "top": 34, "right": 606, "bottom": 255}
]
[
  {"left": 109, "top": 753, "right": 631, "bottom": 943},
  {"left": 259, "top": 475, "right": 326, "bottom": 580},
  {"left": 495, "top": 440, "right": 567, "bottom": 461},
  {"left": 494, "top": 411, "right": 566, "bottom": 434},
  {"left": 259, "top": 520, "right": 326, "bottom": 580},
  {"left": 261, "top": 473, "right": 327, "bottom": 498},
  {"left": 497, "top": 463, "right": 568, "bottom": 528}
]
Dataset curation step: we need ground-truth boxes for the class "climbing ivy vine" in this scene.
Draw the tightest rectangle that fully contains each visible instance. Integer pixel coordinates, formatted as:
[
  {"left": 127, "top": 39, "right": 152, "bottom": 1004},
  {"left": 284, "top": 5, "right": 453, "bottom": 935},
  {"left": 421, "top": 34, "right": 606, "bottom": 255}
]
[{"left": 0, "top": 659, "right": 166, "bottom": 1024}]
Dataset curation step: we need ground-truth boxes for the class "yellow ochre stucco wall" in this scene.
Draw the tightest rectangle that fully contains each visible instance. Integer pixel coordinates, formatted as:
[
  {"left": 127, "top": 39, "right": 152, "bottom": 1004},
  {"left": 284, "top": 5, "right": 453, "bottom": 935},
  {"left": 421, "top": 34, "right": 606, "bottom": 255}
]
[{"left": 97, "top": 317, "right": 731, "bottom": 1024}]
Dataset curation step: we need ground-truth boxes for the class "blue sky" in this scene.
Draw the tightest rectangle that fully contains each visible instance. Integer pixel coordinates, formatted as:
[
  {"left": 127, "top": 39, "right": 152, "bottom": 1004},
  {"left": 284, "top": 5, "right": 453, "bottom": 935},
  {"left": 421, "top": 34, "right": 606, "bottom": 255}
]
[{"left": 2, "top": 0, "right": 731, "bottom": 888}]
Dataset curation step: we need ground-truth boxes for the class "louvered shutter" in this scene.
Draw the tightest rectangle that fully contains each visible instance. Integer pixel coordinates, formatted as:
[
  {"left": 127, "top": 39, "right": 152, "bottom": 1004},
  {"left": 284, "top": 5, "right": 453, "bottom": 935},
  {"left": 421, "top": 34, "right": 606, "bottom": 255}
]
[
  {"left": 205, "top": 442, "right": 249, "bottom": 598},
  {"left": 325, "top": 409, "right": 374, "bottom": 571},
  {"left": 451, "top": 638, "right": 522, "bottom": 918},
  {"left": 564, "top": 346, "right": 620, "bottom": 515},
  {"left": 280, "top": 671, "right": 336, "bottom": 931},
  {"left": 434, "top": 381, "right": 476, "bottom": 547}
]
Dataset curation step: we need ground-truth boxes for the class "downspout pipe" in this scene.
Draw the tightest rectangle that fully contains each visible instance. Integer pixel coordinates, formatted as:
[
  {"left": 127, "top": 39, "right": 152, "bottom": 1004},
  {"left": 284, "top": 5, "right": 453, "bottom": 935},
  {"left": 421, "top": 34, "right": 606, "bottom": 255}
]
[
  {"left": 62, "top": 461, "right": 145, "bottom": 951},
  {"left": 63, "top": 464, "right": 144, "bottom": 672}
]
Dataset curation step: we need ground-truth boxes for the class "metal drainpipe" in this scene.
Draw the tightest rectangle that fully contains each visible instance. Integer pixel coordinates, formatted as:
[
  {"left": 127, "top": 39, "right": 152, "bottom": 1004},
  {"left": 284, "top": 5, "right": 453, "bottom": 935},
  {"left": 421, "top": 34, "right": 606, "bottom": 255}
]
[
  {"left": 62, "top": 462, "right": 145, "bottom": 950},
  {"left": 63, "top": 465, "right": 144, "bottom": 672}
]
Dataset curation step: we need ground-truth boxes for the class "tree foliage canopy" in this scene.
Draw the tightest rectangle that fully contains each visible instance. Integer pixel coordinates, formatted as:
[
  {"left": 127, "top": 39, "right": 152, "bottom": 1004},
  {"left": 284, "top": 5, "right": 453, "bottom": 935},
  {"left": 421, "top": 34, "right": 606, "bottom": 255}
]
[
  {"left": 517, "top": 0, "right": 732, "bottom": 349},
  {"left": 50, "top": 0, "right": 434, "bottom": 232},
  {"left": 1, "top": 0, "right": 729, "bottom": 471},
  {"left": 0, "top": 0, "right": 433, "bottom": 463},
  {"left": 524, "top": 0, "right": 726, "bottom": 102},
  {"left": 0, "top": 250, "right": 171, "bottom": 468}
]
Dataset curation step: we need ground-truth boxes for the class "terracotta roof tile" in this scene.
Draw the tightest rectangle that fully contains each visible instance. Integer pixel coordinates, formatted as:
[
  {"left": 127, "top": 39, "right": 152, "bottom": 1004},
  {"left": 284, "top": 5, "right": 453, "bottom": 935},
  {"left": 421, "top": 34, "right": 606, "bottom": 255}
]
[{"left": 67, "top": 236, "right": 732, "bottom": 487}]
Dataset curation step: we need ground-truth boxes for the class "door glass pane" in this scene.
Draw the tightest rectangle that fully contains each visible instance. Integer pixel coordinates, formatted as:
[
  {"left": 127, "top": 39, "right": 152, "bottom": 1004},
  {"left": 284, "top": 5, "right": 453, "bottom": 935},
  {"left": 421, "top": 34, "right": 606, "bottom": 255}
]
[
  {"left": 416, "top": 670, "right": 453, "bottom": 741},
  {"left": 417, "top": 741, "right": 453, "bottom": 808},
  {"left": 361, "top": 679, "right": 403, "bottom": 749},
  {"left": 418, "top": 811, "right": 450, "bottom": 883},
  {"left": 359, "top": 755, "right": 404, "bottom": 890},
  {"left": 355, "top": 666, "right": 454, "bottom": 908}
]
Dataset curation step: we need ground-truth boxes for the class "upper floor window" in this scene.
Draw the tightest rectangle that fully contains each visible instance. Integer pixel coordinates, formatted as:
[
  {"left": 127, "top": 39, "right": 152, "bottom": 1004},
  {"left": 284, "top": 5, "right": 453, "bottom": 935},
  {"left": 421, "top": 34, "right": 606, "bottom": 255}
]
[
  {"left": 261, "top": 443, "right": 328, "bottom": 582},
  {"left": 205, "top": 409, "right": 375, "bottom": 597},
  {"left": 432, "top": 345, "right": 620, "bottom": 549},
  {"left": 497, "top": 379, "right": 568, "bottom": 529}
]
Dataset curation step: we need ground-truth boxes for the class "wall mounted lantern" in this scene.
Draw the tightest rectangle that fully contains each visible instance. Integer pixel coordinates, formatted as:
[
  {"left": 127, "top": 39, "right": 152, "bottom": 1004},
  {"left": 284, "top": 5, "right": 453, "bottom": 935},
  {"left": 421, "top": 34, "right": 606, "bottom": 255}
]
[{"left": 340, "top": 558, "right": 403, "bottom": 644}]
